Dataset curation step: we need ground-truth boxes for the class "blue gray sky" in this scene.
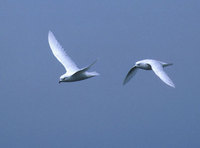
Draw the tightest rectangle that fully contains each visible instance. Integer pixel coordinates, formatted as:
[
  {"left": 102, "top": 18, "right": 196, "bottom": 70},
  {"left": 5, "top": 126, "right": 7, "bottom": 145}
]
[{"left": 0, "top": 0, "right": 200, "bottom": 147}]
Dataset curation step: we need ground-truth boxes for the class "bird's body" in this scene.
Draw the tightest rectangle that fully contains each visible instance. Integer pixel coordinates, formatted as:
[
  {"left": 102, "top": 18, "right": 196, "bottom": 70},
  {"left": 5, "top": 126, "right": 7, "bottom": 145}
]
[
  {"left": 123, "top": 59, "right": 175, "bottom": 88},
  {"left": 60, "top": 71, "right": 98, "bottom": 82},
  {"left": 48, "top": 31, "right": 99, "bottom": 83}
]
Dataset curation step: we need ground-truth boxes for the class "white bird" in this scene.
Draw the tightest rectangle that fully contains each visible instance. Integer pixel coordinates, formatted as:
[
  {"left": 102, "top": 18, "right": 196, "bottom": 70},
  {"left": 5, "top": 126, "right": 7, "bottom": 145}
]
[
  {"left": 123, "top": 59, "right": 175, "bottom": 88},
  {"left": 48, "top": 31, "right": 99, "bottom": 83}
]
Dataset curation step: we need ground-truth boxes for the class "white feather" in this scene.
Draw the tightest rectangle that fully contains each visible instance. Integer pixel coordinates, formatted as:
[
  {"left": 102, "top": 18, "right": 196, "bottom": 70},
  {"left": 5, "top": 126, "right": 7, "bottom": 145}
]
[
  {"left": 123, "top": 66, "right": 138, "bottom": 85},
  {"left": 145, "top": 60, "right": 175, "bottom": 88},
  {"left": 48, "top": 31, "right": 79, "bottom": 74},
  {"left": 124, "top": 59, "right": 175, "bottom": 88}
]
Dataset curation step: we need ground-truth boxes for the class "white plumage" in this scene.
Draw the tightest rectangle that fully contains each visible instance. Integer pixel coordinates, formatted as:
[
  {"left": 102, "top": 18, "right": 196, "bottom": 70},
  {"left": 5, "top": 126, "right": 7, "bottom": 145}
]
[
  {"left": 48, "top": 31, "right": 99, "bottom": 83},
  {"left": 123, "top": 59, "right": 175, "bottom": 88}
]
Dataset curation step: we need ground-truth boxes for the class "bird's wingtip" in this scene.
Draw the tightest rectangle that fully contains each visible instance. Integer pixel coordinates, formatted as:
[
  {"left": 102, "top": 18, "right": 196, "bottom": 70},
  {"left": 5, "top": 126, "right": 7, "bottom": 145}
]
[
  {"left": 48, "top": 30, "right": 53, "bottom": 36},
  {"left": 171, "top": 84, "right": 175, "bottom": 88},
  {"left": 123, "top": 80, "right": 127, "bottom": 86},
  {"left": 168, "top": 82, "right": 175, "bottom": 88}
]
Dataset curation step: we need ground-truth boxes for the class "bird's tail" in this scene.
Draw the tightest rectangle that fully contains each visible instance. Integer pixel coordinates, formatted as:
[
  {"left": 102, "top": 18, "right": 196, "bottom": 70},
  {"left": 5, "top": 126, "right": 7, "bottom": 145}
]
[
  {"left": 163, "top": 63, "right": 173, "bottom": 67},
  {"left": 89, "top": 71, "right": 100, "bottom": 76},
  {"left": 159, "top": 61, "right": 173, "bottom": 67}
]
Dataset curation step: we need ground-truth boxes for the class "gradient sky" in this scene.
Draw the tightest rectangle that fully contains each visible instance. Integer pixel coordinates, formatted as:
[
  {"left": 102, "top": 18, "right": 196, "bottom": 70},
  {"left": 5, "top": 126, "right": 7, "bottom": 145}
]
[{"left": 0, "top": 0, "right": 200, "bottom": 148}]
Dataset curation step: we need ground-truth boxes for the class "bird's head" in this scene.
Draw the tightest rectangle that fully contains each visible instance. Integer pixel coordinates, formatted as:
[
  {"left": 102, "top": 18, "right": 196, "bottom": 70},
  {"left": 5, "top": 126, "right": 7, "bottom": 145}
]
[
  {"left": 59, "top": 74, "right": 69, "bottom": 83},
  {"left": 135, "top": 62, "right": 141, "bottom": 67}
]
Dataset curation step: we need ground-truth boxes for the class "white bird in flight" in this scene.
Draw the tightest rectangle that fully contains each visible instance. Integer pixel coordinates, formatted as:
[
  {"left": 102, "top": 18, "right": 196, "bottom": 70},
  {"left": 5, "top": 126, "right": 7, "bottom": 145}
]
[
  {"left": 123, "top": 59, "right": 175, "bottom": 88},
  {"left": 48, "top": 31, "right": 99, "bottom": 83}
]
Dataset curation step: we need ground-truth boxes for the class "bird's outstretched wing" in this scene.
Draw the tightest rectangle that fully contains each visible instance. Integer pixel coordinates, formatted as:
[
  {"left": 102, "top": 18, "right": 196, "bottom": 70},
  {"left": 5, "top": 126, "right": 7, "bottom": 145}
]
[
  {"left": 149, "top": 61, "right": 175, "bottom": 88},
  {"left": 123, "top": 66, "right": 138, "bottom": 85},
  {"left": 48, "top": 31, "right": 79, "bottom": 74}
]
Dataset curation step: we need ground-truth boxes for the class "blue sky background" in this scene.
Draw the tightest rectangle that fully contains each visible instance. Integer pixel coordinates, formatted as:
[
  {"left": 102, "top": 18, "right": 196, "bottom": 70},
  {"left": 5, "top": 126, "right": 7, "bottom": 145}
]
[{"left": 0, "top": 0, "right": 200, "bottom": 147}]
